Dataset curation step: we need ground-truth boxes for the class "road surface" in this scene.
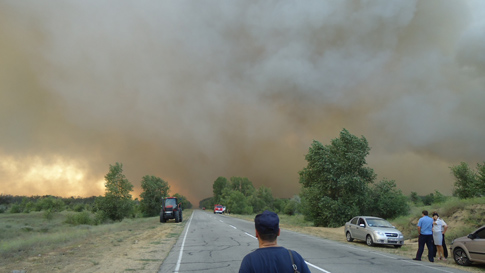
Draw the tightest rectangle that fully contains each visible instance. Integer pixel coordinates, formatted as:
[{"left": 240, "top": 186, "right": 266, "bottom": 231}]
[{"left": 159, "top": 210, "right": 469, "bottom": 273}]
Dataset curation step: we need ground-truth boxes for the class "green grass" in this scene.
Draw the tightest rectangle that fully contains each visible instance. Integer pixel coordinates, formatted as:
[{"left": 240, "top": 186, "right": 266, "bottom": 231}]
[
  {"left": 0, "top": 211, "right": 171, "bottom": 259},
  {"left": 390, "top": 197, "right": 485, "bottom": 241},
  {"left": 227, "top": 197, "right": 485, "bottom": 244}
]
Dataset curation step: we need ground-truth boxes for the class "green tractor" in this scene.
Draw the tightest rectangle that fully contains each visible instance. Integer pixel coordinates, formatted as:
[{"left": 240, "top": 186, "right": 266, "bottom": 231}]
[{"left": 160, "top": 197, "right": 183, "bottom": 223}]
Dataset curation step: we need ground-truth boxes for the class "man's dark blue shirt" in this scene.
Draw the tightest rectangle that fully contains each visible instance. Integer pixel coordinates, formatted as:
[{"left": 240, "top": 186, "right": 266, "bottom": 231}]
[{"left": 239, "top": 247, "right": 311, "bottom": 273}]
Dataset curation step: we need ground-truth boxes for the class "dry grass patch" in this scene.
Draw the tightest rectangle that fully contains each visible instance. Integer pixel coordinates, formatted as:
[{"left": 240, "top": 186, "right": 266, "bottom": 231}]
[{"left": 0, "top": 210, "right": 192, "bottom": 273}]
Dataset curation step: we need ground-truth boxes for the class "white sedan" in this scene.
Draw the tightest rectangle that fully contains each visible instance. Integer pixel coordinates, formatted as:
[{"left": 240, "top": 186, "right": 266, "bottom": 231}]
[{"left": 344, "top": 216, "right": 404, "bottom": 248}]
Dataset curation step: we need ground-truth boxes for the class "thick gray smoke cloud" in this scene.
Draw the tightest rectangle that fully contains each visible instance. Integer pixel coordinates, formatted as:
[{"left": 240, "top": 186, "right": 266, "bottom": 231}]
[{"left": 1, "top": 0, "right": 484, "bottom": 204}]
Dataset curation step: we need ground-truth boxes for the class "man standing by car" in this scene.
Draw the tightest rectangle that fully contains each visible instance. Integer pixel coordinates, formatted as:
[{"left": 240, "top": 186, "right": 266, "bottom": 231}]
[
  {"left": 239, "top": 210, "right": 311, "bottom": 273},
  {"left": 414, "top": 210, "right": 434, "bottom": 262}
]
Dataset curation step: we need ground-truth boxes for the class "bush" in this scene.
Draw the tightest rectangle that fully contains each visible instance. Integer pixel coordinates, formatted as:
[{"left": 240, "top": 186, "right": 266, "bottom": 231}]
[
  {"left": 367, "top": 179, "right": 410, "bottom": 219},
  {"left": 65, "top": 211, "right": 93, "bottom": 225},
  {"left": 43, "top": 209, "right": 54, "bottom": 220},
  {"left": 73, "top": 204, "right": 85, "bottom": 212},
  {"left": 94, "top": 211, "right": 110, "bottom": 225},
  {"left": 284, "top": 200, "right": 298, "bottom": 216},
  {"left": 10, "top": 204, "right": 22, "bottom": 213}
]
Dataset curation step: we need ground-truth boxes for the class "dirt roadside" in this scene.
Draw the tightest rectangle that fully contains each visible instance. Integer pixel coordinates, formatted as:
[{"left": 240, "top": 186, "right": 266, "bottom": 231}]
[{"left": 1, "top": 218, "right": 186, "bottom": 273}]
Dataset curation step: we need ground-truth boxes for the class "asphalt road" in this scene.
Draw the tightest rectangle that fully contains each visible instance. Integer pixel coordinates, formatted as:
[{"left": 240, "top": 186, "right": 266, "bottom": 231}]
[{"left": 158, "top": 210, "right": 470, "bottom": 273}]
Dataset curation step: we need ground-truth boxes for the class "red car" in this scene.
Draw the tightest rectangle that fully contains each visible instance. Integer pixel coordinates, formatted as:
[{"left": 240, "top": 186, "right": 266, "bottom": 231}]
[{"left": 214, "top": 204, "right": 223, "bottom": 214}]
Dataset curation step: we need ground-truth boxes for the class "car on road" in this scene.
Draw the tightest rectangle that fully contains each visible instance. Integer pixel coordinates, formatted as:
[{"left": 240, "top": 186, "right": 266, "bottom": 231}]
[
  {"left": 450, "top": 225, "right": 485, "bottom": 266},
  {"left": 344, "top": 216, "right": 404, "bottom": 248},
  {"left": 214, "top": 204, "right": 223, "bottom": 214}
]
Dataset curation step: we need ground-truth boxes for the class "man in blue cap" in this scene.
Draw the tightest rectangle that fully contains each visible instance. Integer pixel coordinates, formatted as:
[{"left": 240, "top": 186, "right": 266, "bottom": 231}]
[
  {"left": 239, "top": 210, "right": 311, "bottom": 273},
  {"left": 413, "top": 210, "right": 434, "bottom": 262}
]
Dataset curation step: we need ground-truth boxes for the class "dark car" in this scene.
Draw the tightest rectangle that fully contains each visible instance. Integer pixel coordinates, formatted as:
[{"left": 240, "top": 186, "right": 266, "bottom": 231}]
[
  {"left": 344, "top": 216, "right": 404, "bottom": 248},
  {"left": 451, "top": 225, "right": 485, "bottom": 266}
]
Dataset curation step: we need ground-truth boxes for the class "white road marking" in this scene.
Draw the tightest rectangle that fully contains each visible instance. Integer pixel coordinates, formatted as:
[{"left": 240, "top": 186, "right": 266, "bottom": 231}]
[
  {"left": 229, "top": 225, "right": 237, "bottom": 229},
  {"left": 174, "top": 211, "right": 194, "bottom": 272},
  {"left": 306, "top": 261, "right": 332, "bottom": 273}
]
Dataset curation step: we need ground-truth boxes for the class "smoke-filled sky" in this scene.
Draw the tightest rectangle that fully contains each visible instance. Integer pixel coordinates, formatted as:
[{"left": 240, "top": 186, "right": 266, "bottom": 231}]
[{"left": 1, "top": 1, "right": 484, "bottom": 205}]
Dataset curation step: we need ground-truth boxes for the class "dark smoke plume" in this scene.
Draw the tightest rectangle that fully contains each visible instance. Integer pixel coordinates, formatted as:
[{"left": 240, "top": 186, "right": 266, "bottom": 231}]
[{"left": 1, "top": 1, "right": 484, "bottom": 204}]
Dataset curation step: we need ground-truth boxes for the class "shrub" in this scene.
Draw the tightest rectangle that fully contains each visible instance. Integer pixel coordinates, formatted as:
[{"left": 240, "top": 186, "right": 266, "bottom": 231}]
[
  {"left": 73, "top": 204, "right": 85, "bottom": 212},
  {"left": 10, "top": 204, "right": 22, "bottom": 213},
  {"left": 284, "top": 200, "right": 298, "bottom": 216},
  {"left": 21, "top": 226, "right": 34, "bottom": 232},
  {"left": 65, "top": 211, "right": 93, "bottom": 225},
  {"left": 43, "top": 209, "right": 54, "bottom": 220}
]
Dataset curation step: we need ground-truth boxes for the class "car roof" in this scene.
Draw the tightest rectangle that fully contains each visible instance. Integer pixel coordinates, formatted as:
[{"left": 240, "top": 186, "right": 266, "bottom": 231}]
[
  {"left": 473, "top": 226, "right": 485, "bottom": 232},
  {"left": 353, "top": 216, "right": 385, "bottom": 220}
]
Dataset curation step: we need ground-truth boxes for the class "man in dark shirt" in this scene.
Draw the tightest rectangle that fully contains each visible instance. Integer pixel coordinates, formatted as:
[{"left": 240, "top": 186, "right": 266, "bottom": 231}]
[{"left": 239, "top": 210, "right": 311, "bottom": 273}]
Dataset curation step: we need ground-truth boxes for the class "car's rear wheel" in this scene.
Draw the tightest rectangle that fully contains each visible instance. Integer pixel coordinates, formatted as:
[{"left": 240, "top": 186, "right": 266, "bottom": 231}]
[
  {"left": 366, "top": 235, "right": 374, "bottom": 246},
  {"left": 453, "top": 247, "right": 472, "bottom": 266},
  {"left": 346, "top": 232, "right": 354, "bottom": 242}
]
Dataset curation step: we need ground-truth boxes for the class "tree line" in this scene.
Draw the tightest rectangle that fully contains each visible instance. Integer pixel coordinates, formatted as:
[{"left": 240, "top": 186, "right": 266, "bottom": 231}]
[
  {"left": 198, "top": 177, "right": 301, "bottom": 216},
  {"left": 0, "top": 163, "right": 192, "bottom": 224},
  {"left": 201, "top": 128, "right": 483, "bottom": 228}
]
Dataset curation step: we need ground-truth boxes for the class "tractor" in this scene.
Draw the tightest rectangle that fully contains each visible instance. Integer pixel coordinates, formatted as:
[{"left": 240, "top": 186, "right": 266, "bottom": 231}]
[{"left": 160, "top": 197, "right": 183, "bottom": 223}]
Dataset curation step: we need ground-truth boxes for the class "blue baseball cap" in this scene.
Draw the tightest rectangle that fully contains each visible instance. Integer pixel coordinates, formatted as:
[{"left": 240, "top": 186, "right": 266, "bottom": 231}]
[{"left": 255, "top": 210, "right": 279, "bottom": 234}]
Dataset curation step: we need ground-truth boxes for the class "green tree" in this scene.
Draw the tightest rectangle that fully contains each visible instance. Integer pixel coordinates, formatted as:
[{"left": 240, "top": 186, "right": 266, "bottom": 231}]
[
  {"left": 199, "top": 197, "right": 213, "bottom": 209},
  {"left": 410, "top": 191, "right": 421, "bottom": 205},
  {"left": 250, "top": 186, "right": 274, "bottom": 213},
  {"left": 96, "top": 162, "right": 134, "bottom": 221},
  {"left": 367, "top": 179, "right": 409, "bottom": 219},
  {"left": 422, "top": 193, "right": 434, "bottom": 205},
  {"left": 433, "top": 190, "right": 447, "bottom": 203},
  {"left": 299, "top": 129, "right": 376, "bottom": 227},
  {"left": 284, "top": 196, "right": 301, "bottom": 216},
  {"left": 173, "top": 193, "right": 192, "bottom": 209},
  {"left": 229, "top": 177, "right": 255, "bottom": 197},
  {"left": 221, "top": 189, "right": 252, "bottom": 214},
  {"left": 476, "top": 162, "right": 485, "bottom": 195},
  {"left": 273, "top": 198, "right": 289, "bottom": 214},
  {"left": 139, "top": 175, "right": 170, "bottom": 217},
  {"left": 451, "top": 162, "right": 480, "bottom": 198},
  {"left": 213, "top": 177, "right": 228, "bottom": 204}
]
